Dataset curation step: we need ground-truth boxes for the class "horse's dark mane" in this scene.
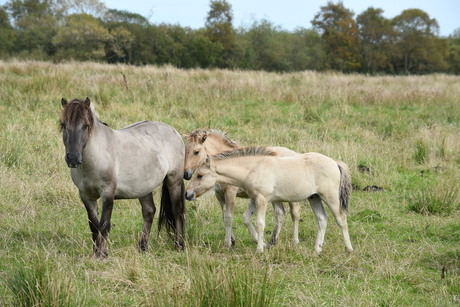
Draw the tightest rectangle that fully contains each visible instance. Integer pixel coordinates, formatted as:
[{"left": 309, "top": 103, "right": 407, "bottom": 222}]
[
  {"left": 60, "top": 98, "right": 100, "bottom": 133},
  {"left": 186, "top": 129, "right": 239, "bottom": 148},
  {"left": 213, "top": 146, "right": 276, "bottom": 160}
]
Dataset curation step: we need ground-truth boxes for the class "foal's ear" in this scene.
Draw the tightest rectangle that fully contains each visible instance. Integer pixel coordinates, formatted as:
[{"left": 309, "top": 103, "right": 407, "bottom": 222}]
[
  {"left": 205, "top": 155, "right": 212, "bottom": 167},
  {"left": 200, "top": 134, "right": 207, "bottom": 144},
  {"left": 83, "top": 97, "right": 91, "bottom": 109},
  {"left": 61, "top": 98, "right": 68, "bottom": 107}
]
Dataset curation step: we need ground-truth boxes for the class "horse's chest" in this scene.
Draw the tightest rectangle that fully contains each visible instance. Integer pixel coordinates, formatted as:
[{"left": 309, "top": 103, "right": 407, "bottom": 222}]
[{"left": 71, "top": 167, "right": 114, "bottom": 198}]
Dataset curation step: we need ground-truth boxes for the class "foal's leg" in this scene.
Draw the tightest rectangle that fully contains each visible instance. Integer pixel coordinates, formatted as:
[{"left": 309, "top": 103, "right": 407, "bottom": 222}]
[
  {"left": 288, "top": 202, "right": 301, "bottom": 245},
  {"left": 254, "top": 194, "right": 269, "bottom": 253},
  {"left": 270, "top": 202, "right": 285, "bottom": 245},
  {"left": 138, "top": 193, "right": 156, "bottom": 252},
  {"left": 322, "top": 192, "right": 354, "bottom": 253},
  {"left": 243, "top": 199, "right": 259, "bottom": 243},
  {"left": 308, "top": 194, "right": 328, "bottom": 255},
  {"left": 80, "top": 193, "right": 101, "bottom": 257},
  {"left": 221, "top": 186, "right": 239, "bottom": 248}
]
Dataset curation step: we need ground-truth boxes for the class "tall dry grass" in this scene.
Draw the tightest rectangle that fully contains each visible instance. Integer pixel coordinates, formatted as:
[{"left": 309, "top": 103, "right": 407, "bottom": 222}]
[{"left": 0, "top": 60, "right": 459, "bottom": 306}]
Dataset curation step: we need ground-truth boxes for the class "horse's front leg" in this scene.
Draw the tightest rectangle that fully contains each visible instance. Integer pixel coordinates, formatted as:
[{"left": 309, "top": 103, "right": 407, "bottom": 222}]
[
  {"left": 80, "top": 193, "right": 102, "bottom": 257},
  {"left": 254, "top": 194, "right": 268, "bottom": 253},
  {"left": 138, "top": 193, "right": 156, "bottom": 252},
  {"left": 98, "top": 193, "right": 115, "bottom": 258}
]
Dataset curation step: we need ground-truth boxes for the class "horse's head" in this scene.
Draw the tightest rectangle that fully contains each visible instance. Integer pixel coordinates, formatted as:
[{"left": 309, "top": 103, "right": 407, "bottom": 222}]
[
  {"left": 185, "top": 155, "right": 216, "bottom": 201},
  {"left": 59, "top": 97, "right": 94, "bottom": 168},
  {"left": 183, "top": 131, "right": 209, "bottom": 180}
]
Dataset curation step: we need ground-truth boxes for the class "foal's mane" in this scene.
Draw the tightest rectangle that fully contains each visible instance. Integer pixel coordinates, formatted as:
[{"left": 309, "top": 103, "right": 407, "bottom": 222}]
[
  {"left": 213, "top": 146, "right": 277, "bottom": 160},
  {"left": 186, "top": 129, "right": 240, "bottom": 149}
]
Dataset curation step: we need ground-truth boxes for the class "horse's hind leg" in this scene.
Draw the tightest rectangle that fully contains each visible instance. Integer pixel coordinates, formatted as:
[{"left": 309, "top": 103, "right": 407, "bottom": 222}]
[
  {"left": 308, "top": 194, "right": 328, "bottom": 255},
  {"left": 138, "top": 193, "right": 156, "bottom": 252},
  {"left": 270, "top": 202, "right": 285, "bottom": 245},
  {"left": 164, "top": 174, "right": 186, "bottom": 250},
  {"left": 323, "top": 195, "right": 353, "bottom": 253},
  {"left": 289, "top": 202, "right": 301, "bottom": 245}
]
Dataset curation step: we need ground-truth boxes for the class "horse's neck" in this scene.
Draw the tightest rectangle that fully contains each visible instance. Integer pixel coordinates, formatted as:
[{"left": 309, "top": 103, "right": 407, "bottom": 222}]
[
  {"left": 213, "top": 157, "right": 253, "bottom": 188},
  {"left": 84, "top": 121, "right": 113, "bottom": 155},
  {"left": 205, "top": 136, "right": 239, "bottom": 155}
]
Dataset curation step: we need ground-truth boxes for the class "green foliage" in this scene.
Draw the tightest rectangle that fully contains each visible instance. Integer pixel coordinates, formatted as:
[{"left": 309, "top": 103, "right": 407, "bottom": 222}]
[
  {"left": 53, "top": 13, "right": 110, "bottom": 61},
  {"left": 0, "top": 0, "right": 456, "bottom": 73},
  {"left": 392, "top": 9, "right": 448, "bottom": 74},
  {"left": 357, "top": 7, "right": 393, "bottom": 73},
  {"left": 311, "top": 1, "right": 362, "bottom": 71}
]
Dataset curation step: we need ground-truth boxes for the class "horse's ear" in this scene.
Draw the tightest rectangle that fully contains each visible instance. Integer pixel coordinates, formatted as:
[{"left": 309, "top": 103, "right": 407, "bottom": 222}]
[
  {"left": 84, "top": 97, "right": 91, "bottom": 109},
  {"left": 61, "top": 98, "right": 68, "bottom": 107},
  {"left": 200, "top": 134, "right": 207, "bottom": 144},
  {"left": 181, "top": 133, "right": 188, "bottom": 139}
]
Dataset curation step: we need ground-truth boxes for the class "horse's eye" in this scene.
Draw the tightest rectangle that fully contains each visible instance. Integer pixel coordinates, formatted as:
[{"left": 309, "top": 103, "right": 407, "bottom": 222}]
[
  {"left": 82, "top": 124, "right": 89, "bottom": 130},
  {"left": 197, "top": 174, "right": 203, "bottom": 179},
  {"left": 194, "top": 151, "right": 200, "bottom": 155}
]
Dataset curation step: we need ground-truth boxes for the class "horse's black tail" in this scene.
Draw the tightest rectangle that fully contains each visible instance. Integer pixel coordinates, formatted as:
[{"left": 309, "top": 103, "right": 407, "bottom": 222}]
[
  {"left": 158, "top": 179, "right": 186, "bottom": 239},
  {"left": 337, "top": 161, "right": 352, "bottom": 212}
]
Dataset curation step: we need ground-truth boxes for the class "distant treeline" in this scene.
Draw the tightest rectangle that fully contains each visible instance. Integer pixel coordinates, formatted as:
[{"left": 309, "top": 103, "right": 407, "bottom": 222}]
[{"left": 1, "top": 0, "right": 459, "bottom": 74}]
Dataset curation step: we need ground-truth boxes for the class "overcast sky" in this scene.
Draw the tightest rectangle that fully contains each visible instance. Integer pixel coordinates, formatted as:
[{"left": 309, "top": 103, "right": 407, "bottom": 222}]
[
  {"left": 0, "top": 0, "right": 457, "bottom": 37},
  {"left": 101, "top": 0, "right": 459, "bottom": 37}
]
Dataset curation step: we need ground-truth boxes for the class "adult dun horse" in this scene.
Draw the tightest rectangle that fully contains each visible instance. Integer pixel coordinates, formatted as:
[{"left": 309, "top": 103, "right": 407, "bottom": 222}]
[
  {"left": 183, "top": 129, "right": 301, "bottom": 248},
  {"left": 186, "top": 147, "right": 353, "bottom": 254},
  {"left": 60, "top": 98, "right": 185, "bottom": 257}
]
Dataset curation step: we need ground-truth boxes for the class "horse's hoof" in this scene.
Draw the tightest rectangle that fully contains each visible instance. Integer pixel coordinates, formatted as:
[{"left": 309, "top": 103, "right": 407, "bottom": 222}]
[
  {"left": 138, "top": 242, "right": 149, "bottom": 252},
  {"left": 175, "top": 240, "right": 185, "bottom": 251}
]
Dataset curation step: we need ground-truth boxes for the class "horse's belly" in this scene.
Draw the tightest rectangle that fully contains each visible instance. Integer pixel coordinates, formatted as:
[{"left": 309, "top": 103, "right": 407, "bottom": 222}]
[
  {"left": 114, "top": 167, "right": 167, "bottom": 199},
  {"left": 270, "top": 181, "right": 316, "bottom": 202}
]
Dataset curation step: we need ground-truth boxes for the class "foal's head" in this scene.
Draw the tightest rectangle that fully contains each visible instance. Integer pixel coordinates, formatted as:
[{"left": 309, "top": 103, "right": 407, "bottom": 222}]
[
  {"left": 183, "top": 129, "right": 238, "bottom": 180},
  {"left": 59, "top": 97, "right": 95, "bottom": 168},
  {"left": 185, "top": 155, "right": 217, "bottom": 201}
]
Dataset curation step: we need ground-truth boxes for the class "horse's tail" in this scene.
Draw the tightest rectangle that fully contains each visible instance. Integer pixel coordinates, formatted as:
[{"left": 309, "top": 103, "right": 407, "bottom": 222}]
[
  {"left": 158, "top": 179, "right": 186, "bottom": 237},
  {"left": 337, "top": 161, "right": 352, "bottom": 212}
]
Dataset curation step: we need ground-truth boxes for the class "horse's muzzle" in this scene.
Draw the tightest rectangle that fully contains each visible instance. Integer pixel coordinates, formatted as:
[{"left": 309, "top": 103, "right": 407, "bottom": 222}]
[
  {"left": 65, "top": 153, "right": 82, "bottom": 168},
  {"left": 185, "top": 190, "right": 196, "bottom": 201},
  {"left": 183, "top": 169, "right": 193, "bottom": 180}
]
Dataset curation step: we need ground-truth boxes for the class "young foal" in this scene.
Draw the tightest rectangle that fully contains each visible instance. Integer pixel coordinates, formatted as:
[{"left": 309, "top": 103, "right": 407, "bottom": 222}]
[
  {"left": 183, "top": 129, "right": 301, "bottom": 248},
  {"left": 60, "top": 98, "right": 186, "bottom": 257},
  {"left": 186, "top": 147, "right": 353, "bottom": 254}
]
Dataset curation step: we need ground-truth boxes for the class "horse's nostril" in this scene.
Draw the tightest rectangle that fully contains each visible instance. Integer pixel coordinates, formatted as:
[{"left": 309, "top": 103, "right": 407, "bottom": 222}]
[
  {"left": 185, "top": 191, "right": 195, "bottom": 200},
  {"left": 183, "top": 170, "right": 193, "bottom": 180}
]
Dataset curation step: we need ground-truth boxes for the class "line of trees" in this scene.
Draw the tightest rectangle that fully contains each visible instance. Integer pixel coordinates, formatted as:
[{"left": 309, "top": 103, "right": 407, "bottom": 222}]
[{"left": 1, "top": 0, "right": 459, "bottom": 74}]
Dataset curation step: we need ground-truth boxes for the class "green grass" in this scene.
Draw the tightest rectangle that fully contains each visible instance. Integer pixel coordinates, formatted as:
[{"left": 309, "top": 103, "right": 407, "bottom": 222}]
[{"left": 0, "top": 60, "right": 459, "bottom": 306}]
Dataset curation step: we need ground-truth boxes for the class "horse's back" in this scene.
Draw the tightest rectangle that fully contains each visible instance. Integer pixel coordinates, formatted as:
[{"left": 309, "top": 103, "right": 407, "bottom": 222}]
[{"left": 254, "top": 153, "right": 340, "bottom": 202}]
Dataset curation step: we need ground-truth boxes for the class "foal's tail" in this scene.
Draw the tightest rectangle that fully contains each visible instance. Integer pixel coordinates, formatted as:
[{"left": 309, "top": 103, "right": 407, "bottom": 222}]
[
  {"left": 337, "top": 161, "right": 352, "bottom": 212},
  {"left": 158, "top": 179, "right": 186, "bottom": 236}
]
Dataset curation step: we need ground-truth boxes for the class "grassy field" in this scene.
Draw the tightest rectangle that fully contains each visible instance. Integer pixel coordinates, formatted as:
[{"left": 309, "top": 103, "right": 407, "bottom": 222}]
[{"left": 0, "top": 60, "right": 459, "bottom": 306}]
